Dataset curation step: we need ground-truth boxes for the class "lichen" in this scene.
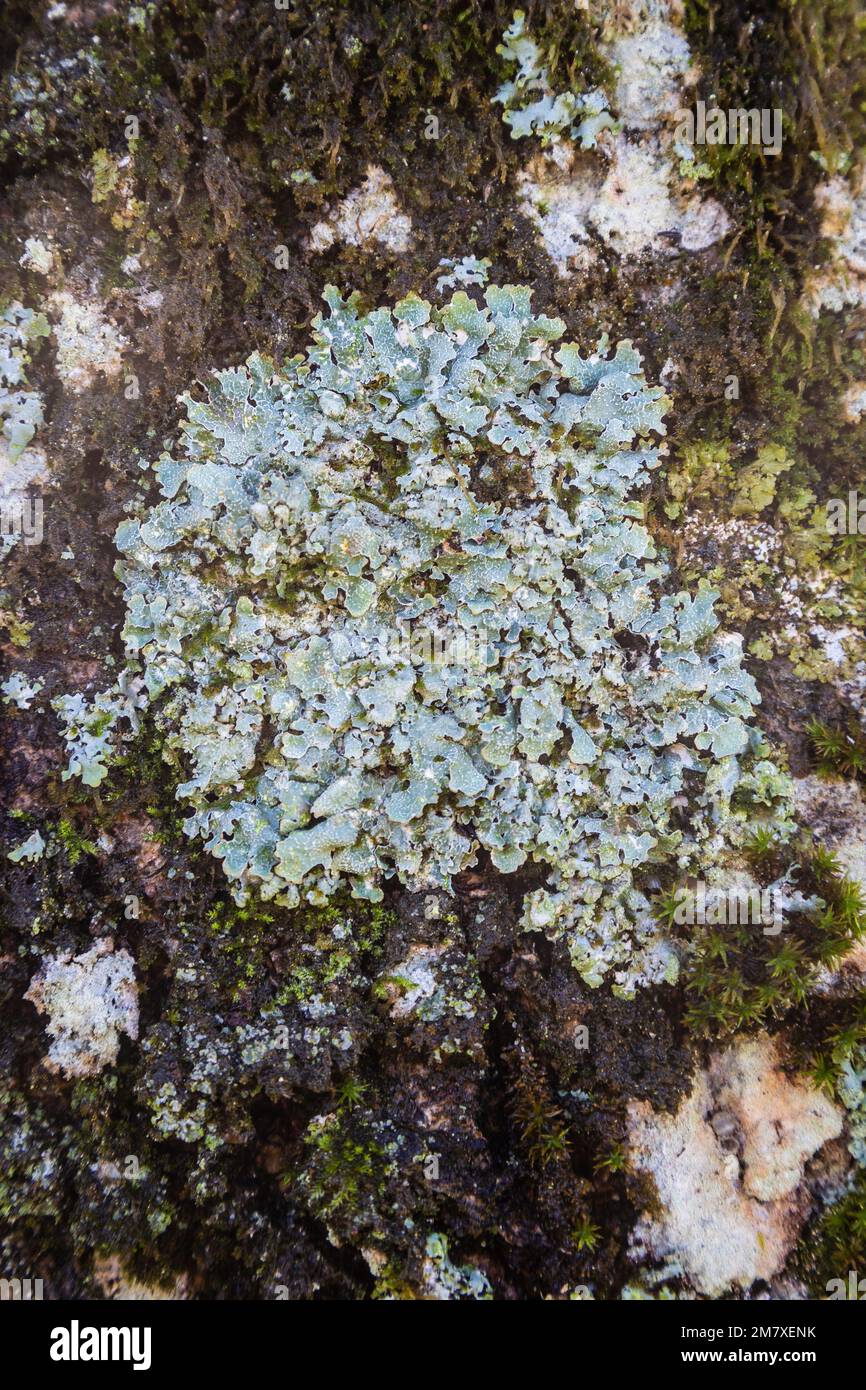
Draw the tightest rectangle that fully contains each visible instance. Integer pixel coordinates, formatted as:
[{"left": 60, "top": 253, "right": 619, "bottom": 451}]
[
  {"left": 48, "top": 290, "right": 127, "bottom": 394},
  {"left": 0, "top": 302, "right": 50, "bottom": 533},
  {"left": 7, "top": 829, "right": 46, "bottom": 863},
  {"left": 2, "top": 0, "right": 865, "bottom": 1307},
  {"left": 24, "top": 938, "right": 139, "bottom": 1080},
  {"left": 669, "top": 436, "right": 865, "bottom": 689},
  {"left": 628, "top": 1034, "right": 844, "bottom": 1296},
  {"left": 422, "top": 1231, "right": 492, "bottom": 1300},
  {"left": 1, "top": 672, "right": 45, "bottom": 709},
  {"left": 54, "top": 677, "right": 145, "bottom": 787},
  {"left": 508, "top": 4, "right": 732, "bottom": 270},
  {"left": 837, "top": 1048, "right": 866, "bottom": 1165},
  {"left": 495, "top": 10, "right": 614, "bottom": 149},
  {"left": 55, "top": 280, "right": 788, "bottom": 995},
  {"left": 19, "top": 236, "right": 55, "bottom": 276},
  {"left": 309, "top": 165, "right": 413, "bottom": 255}
]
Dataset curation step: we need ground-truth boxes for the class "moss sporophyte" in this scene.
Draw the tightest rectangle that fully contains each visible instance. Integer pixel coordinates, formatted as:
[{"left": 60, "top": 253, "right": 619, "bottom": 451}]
[{"left": 54, "top": 278, "right": 792, "bottom": 997}]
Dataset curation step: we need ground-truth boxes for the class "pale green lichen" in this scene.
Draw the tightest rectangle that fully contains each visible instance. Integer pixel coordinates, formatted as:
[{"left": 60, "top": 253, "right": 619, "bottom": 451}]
[
  {"left": 838, "top": 1048, "right": 866, "bottom": 1166},
  {"left": 56, "top": 279, "right": 789, "bottom": 993},
  {"left": 7, "top": 830, "right": 46, "bottom": 863},
  {"left": 670, "top": 439, "right": 864, "bottom": 685},
  {"left": 495, "top": 11, "right": 614, "bottom": 149},
  {"left": 0, "top": 302, "right": 50, "bottom": 550},
  {"left": 1, "top": 672, "right": 44, "bottom": 709},
  {"left": 422, "top": 1231, "right": 492, "bottom": 1300},
  {"left": 731, "top": 445, "right": 795, "bottom": 517},
  {"left": 53, "top": 675, "right": 144, "bottom": 787},
  {"left": 0, "top": 304, "right": 49, "bottom": 465},
  {"left": 435, "top": 256, "right": 491, "bottom": 293}
]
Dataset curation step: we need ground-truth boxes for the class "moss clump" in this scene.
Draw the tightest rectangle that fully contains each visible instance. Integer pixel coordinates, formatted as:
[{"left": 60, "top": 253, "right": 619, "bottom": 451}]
[
  {"left": 54, "top": 818, "right": 99, "bottom": 868},
  {"left": 807, "top": 717, "right": 866, "bottom": 781},
  {"left": 681, "top": 839, "right": 866, "bottom": 1036},
  {"left": 684, "top": 0, "right": 866, "bottom": 247},
  {"left": 796, "top": 1168, "right": 866, "bottom": 1296}
]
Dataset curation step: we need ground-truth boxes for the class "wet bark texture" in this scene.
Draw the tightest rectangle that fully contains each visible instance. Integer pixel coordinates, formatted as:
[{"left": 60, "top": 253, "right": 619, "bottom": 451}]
[{"left": 1, "top": 0, "right": 865, "bottom": 1300}]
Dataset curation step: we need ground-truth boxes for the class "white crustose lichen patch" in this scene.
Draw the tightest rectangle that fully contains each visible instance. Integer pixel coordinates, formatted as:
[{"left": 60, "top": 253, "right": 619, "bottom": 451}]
[
  {"left": 24, "top": 938, "right": 139, "bottom": 1079},
  {"left": 48, "top": 290, "right": 126, "bottom": 393},
  {"left": 309, "top": 165, "right": 413, "bottom": 255},
  {"left": 628, "top": 1034, "right": 843, "bottom": 1296},
  {"left": 504, "top": 5, "right": 731, "bottom": 271}
]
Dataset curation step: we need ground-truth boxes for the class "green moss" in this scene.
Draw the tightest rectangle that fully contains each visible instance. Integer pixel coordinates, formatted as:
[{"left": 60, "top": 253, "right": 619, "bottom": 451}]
[
  {"left": 290, "top": 1104, "right": 397, "bottom": 1232},
  {"left": 807, "top": 717, "right": 866, "bottom": 780},
  {"left": 682, "top": 839, "right": 866, "bottom": 1036},
  {"left": 796, "top": 1169, "right": 866, "bottom": 1296},
  {"left": 684, "top": 0, "right": 866, "bottom": 242},
  {"left": 509, "top": 1050, "right": 572, "bottom": 1172},
  {"left": 202, "top": 897, "right": 274, "bottom": 1000},
  {"left": 571, "top": 1214, "right": 600, "bottom": 1253},
  {"left": 55, "top": 818, "right": 99, "bottom": 867},
  {"left": 593, "top": 1142, "right": 627, "bottom": 1175}
]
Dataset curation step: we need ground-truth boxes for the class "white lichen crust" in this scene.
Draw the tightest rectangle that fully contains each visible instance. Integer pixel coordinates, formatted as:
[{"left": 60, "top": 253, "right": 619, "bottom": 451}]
[
  {"left": 506, "top": 4, "right": 731, "bottom": 271},
  {"left": 24, "top": 938, "right": 139, "bottom": 1079},
  {"left": 48, "top": 290, "right": 126, "bottom": 393},
  {"left": 309, "top": 165, "right": 413, "bottom": 255},
  {"left": 628, "top": 1034, "right": 843, "bottom": 1296}
]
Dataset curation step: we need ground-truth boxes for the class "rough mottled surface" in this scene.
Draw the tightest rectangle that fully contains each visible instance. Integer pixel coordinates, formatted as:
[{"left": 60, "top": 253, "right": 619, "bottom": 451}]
[
  {"left": 1, "top": 0, "right": 865, "bottom": 1302},
  {"left": 628, "top": 1035, "right": 843, "bottom": 1295}
]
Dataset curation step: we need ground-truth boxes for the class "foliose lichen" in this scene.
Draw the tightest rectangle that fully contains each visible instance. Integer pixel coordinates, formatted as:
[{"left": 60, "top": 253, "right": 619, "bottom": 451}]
[
  {"left": 494, "top": 10, "right": 614, "bottom": 149},
  {"left": 1, "top": 672, "right": 45, "bottom": 709},
  {"left": 838, "top": 1048, "right": 866, "bottom": 1166},
  {"left": 54, "top": 673, "right": 145, "bottom": 788},
  {"left": 56, "top": 278, "right": 789, "bottom": 994},
  {"left": 422, "top": 1231, "right": 493, "bottom": 1300},
  {"left": 0, "top": 301, "right": 50, "bottom": 549}
]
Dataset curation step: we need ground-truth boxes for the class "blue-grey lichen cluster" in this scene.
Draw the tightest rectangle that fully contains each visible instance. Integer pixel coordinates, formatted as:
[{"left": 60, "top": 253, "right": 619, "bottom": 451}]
[
  {"left": 839, "top": 1048, "right": 866, "bottom": 1165},
  {"left": 0, "top": 303, "right": 47, "bottom": 461},
  {"left": 1, "top": 301, "right": 48, "bottom": 553},
  {"left": 495, "top": 10, "right": 614, "bottom": 148},
  {"left": 57, "top": 280, "right": 786, "bottom": 994}
]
